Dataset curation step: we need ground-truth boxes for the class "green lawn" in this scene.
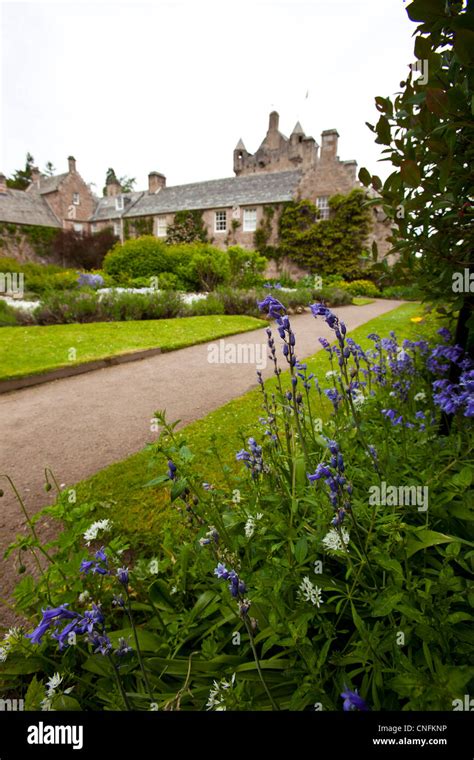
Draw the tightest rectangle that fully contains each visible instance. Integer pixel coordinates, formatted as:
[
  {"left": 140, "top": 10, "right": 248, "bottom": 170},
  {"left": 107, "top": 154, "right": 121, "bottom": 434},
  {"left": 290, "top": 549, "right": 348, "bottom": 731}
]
[
  {"left": 53, "top": 303, "right": 442, "bottom": 547},
  {"left": 353, "top": 297, "right": 375, "bottom": 306},
  {"left": 0, "top": 316, "right": 267, "bottom": 381}
]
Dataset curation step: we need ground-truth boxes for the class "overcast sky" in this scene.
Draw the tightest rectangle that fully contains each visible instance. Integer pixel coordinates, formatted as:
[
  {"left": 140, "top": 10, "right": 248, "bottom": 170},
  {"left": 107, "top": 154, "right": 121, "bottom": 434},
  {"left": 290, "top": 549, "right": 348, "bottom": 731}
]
[{"left": 1, "top": 0, "right": 417, "bottom": 193}]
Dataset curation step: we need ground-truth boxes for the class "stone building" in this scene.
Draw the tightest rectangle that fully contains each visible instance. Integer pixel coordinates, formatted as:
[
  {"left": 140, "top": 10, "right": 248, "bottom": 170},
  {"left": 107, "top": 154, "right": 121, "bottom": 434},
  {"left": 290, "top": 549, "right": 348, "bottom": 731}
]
[{"left": 0, "top": 112, "right": 391, "bottom": 265}]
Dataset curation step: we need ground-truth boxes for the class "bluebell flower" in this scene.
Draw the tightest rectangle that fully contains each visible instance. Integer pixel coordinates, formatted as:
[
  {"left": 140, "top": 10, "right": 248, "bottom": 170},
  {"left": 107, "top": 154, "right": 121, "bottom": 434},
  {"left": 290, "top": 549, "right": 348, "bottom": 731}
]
[
  {"left": 437, "top": 327, "right": 452, "bottom": 343},
  {"left": 117, "top": 567, "right": 129, "bottom": 586},
  {"left": 115, "top": 637, "right": 133, "bottom": 657},
  {"left": 341, "top": 686, "right": 369, "bottom": 711},
  {"left": 214, "top": 563, "right": 230, "bottom": 580},
  {"left": 257, "top": 295, "right": 286, "bottom": 319},
  {"left": 167, "top": 460, "right": 177, "bottom": 480}
]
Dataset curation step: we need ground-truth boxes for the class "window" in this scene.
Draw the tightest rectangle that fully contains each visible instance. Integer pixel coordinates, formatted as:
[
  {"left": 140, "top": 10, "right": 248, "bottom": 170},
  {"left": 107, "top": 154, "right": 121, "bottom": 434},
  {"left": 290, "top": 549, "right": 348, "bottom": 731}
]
[
  {"left": 115, "top": 196, "right": 124, "bottom": 211},
  {"left": 113, "top": 222, "right": 121, "bottom": 237},
  {"left": 73, "top": 223, "right": 83, "bottom": 233},
  {"left": 91, "top": 223, "right": 97, "bottom": 234},
  {"left": 156, "top": 217, "right": 167, "bottom": 237},
  {"left": 72, "top": 192, "right": 80, "bottom": 205},
  {"left": 243, "top": 208, "right": 257, "bottom": 232},
  {"left": 215, "top": 210, "right": 227, "bottom": 232},
  {"left": 316, "top": 196, "right": 330, "bottom": 220}
]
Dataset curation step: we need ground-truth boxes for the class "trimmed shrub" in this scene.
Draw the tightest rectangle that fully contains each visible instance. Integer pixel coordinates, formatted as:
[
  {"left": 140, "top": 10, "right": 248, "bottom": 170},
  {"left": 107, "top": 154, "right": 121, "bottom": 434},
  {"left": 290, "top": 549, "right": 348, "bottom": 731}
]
[
  {"left": 381, "top": 284, "right": 423, "bottom": 301},
  {"left": 343, "top": 279, "right": 381, "bottom": 298},
  {"left": 227, "top": 246, "right": 266, "bottom": 288},
  {"left": 103, "top": 236, "right": 171, "bottom": 279}
]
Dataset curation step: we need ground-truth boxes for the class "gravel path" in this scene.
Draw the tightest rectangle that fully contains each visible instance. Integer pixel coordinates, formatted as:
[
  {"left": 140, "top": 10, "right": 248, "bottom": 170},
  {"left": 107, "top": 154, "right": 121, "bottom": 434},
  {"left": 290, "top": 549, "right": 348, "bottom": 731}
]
[{"left": 0, "top": 299, "right": 403, "bottom": 625}]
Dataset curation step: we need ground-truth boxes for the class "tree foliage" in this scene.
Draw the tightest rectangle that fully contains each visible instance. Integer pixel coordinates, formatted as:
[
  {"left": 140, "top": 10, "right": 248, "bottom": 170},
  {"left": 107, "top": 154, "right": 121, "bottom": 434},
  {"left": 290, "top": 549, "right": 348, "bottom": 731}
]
[
  {"left": 6, "top": 153, "right": 35, "bottom": 190},
  {"left": 102, "top": 168, "right": 136, "bottom": 196},
  {"left": 278, "top": 190, "right": 372, "bottom": 278},
  {"left": 359, "top": 0, "right": 474, "bottom": 354}
]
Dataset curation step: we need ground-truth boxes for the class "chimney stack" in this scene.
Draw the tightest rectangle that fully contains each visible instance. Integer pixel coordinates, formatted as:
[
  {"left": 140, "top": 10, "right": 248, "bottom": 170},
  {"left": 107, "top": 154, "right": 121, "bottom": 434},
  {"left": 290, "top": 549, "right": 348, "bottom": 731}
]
[
  {"left": 68, "top": 155, "right": 76, "bottom": 173},
  {"left": 148, "top": 171, "right": 166, "bottom": 194},
  {"left": 0, "top": 173, "right": 6, "bottom": 194},
  {"left": 269, "top": 111, "right": 279, "bottom": 131},
  {"left": 320, "top": 130, "right": 339, "bottom": 161},
  {"left": 31, "top": 166, "right": 41, "bottom": 188},
  {"left": 106, "top": 174, "right": 121, "bottom": 197}
]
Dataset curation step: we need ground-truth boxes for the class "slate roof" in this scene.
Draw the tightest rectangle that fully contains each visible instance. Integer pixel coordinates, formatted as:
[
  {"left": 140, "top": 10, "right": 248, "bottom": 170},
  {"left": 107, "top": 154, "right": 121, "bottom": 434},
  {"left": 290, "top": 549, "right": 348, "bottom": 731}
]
[
  {"left": 0, "top": 189, "right": 61, "bottom": 227},
  {"left": 35, "top": 173, "right": 68, "bottom": 195},
  {"left": 90, "top": 191, "right": 144, "bottom": 221},
  {"left": 124, "top": 170, "right": 302, "bottom": 219}
]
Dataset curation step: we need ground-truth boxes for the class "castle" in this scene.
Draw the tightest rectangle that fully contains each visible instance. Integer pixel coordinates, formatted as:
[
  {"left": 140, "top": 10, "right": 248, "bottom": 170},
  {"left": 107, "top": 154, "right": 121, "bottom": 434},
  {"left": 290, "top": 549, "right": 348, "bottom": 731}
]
[{"left": 0, "top": 112, "right": 390, "bottom": 263}]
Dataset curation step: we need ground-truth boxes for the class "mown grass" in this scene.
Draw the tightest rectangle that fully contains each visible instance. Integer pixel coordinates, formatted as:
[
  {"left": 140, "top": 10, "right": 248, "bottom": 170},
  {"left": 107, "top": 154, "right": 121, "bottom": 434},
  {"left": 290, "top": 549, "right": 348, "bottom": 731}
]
[
  {"left": 58, "top": 303, "right": 442, "bottom": 549},
  {"left": 0, "top": 315, "right": 266, "bottom": 381}
]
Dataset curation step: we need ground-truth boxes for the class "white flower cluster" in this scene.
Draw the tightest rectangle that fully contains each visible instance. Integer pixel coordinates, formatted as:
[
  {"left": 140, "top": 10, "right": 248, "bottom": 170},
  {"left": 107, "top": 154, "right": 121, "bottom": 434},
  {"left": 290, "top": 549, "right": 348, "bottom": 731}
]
[
  {"left": 322, "top": 527, "right": 350, "bottom": 552},
  {"left": 326, "top": 370, "right": 339, "bottom": 379},
  {"left": 41, "top": 673, "right": 74, "bottom": 711},
  {"left": 0, "top": 627, "right": 21, "bottom": 662},
  {"left": 352, "top": 389, "right": 366, "bottom": 409},
  {"left": 244, "top": 512, "right": 263, "bottom": 539},
  {"left": 148, "top": 558, "right": 159, "bottom": 575},
  {"left": 83, "top": 519, "right": 112, "bottom": 546},
  {"left": 298, "top": 577, "right": 323, "bottom": 608},
  {"left": 414, "top": 391, "right": 426, "bottom": 402},
  {"left": 206, "top": 673, "right": 236, "bottom": 711}
]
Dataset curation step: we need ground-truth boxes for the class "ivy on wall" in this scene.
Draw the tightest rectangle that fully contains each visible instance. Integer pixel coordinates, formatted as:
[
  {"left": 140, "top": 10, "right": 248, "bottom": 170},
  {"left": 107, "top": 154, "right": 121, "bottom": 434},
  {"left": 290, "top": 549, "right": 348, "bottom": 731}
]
[
  {"left": 278, "top": 189, "right": 373, "bottom": 278},
  {"left": 253, "top": 204, "right": 280, "bottom": 258},
  {"left": 123, "top": 216, "right": 154, "bottom": 240},
  {"left": 166, "top": 210, "right": 208, "bottom": 244},
  {"left": 0, "top": 223, "right": 59, "bottom": 259}
]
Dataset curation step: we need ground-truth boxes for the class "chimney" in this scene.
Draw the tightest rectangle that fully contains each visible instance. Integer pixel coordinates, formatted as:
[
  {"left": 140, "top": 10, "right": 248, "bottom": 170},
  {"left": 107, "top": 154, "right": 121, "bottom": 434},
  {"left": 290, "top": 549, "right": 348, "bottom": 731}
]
[
  {"left": 31, "top": 166, "right": 41, "bottom": 188},
  {"left": 0, "top": 173, "right": 6, "bottom": 194},
  {"left": 320, "top": 129, "right": 339, "bottom": 161},
  {"left": 148, "top": 171, "right": 166, "bottom": 194},
  {"left": 106, "top": 175, "right": 121, "bottom": 197},
  {"left": 269, "top": 111, "right": 279, "bottom": 131},
  {"left": 68, "top": 155, "right": 76, "bottom": 173}
]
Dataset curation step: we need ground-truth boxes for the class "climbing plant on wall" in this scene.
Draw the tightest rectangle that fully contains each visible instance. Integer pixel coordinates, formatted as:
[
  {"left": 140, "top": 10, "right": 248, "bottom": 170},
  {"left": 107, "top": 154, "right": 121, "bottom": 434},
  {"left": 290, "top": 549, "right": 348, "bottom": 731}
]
[
  {"left": 278, "top": 189, "right": 372, "bottom": 278},
  {"left": 0, "top": 223, "right": 59, "bottom": 259},
  {"left": 123, "top": 216, "right": 154, "bottom": 240},
  {"left": 166, "top": 210, "right": 208, "bottom": 244}
]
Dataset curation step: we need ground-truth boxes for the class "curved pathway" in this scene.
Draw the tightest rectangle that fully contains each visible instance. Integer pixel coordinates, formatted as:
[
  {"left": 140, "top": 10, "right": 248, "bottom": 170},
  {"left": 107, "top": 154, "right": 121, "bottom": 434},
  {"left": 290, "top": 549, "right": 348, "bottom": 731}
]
[{"left": 0, "top": 299, "right": 403, "bottom": 623}]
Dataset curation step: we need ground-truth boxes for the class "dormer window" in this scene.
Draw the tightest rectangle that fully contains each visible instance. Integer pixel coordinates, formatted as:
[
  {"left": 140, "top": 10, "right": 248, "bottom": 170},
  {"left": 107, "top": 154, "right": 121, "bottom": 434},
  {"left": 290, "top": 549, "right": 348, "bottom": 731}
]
[
  {"left": 115, "top": 196, "right": 124, "bottom": 211},
  {"left": 72, "top": 192, "right": 80, "bottom": 205}
]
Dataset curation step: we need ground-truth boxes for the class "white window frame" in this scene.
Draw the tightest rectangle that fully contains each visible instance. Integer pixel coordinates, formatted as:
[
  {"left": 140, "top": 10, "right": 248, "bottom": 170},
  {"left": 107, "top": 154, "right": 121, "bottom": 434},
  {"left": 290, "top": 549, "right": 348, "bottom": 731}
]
[
  {"left": 115, "top": 196, "right": 124, "bottom": 211},
  {"left": 73, "top": 223, "right": 83, "bottom": 233},
  {"left": 316, "top": 196, "right": 330, "bottom": 220},
  {"left": 214, "top": 210, "right": 227, "bottom": 233},
  {"left": 156, "top": 217, "right": 167, "bottom": 238},
  {"left": 91, "top": 223, "right": 97, "bottom": 234},
  {"left": 72, "top": 192, "right": 80, "bottom": 205},
  {"left": 113, "top": 222, "right": 121, "bottom": 237},
  {"left": 243, "top": 207, "right": 257, "bottom": 232}
]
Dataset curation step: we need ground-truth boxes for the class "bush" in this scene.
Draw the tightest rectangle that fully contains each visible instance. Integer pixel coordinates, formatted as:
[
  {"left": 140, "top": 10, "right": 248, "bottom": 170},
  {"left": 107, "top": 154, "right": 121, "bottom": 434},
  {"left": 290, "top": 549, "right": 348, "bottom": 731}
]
[
  {"left": 343, "top": 279, "right": 381, "bottom": 298},
  {"left": 51, "top": 228, "right": 118, "bottom": 270},
  {"left": 103, "top": 236, "right": 171, "bottom": 279},
  {"left": 381, "top": 284, "right": 423, "bottom": 301},
  {"left": 0, "top": 299, "right": 19, "bottom": 326},
  {"left": 184, "top": 246, "right": 230, "bottom": 291},
  {"left": 227, "top": 246, "right": 267, "bottom": 288}
]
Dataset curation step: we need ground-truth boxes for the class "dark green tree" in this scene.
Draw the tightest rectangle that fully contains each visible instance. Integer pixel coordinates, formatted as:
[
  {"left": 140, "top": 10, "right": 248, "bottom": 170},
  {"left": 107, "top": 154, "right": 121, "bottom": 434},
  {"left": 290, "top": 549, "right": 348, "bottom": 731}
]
[
  {"left": 7, "top": 152, "right": 35, "bottom": 189},
  {"left": 359, "top": 0, "right": 474, "bottom": 358},
  {"left": 102, "top": 168, "right": 136, "bottom": 196}
]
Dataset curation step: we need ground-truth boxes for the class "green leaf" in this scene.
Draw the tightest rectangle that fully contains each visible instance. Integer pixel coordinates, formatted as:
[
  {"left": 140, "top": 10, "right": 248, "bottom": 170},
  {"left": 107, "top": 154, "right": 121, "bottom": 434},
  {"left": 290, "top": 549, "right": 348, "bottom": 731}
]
[
  {"left": 358, "top": 167, "right": 372, "bottom": 187},
  {"left": 406, "top": 0, "right": 445, "bottom": 23},
  {"left": 51, "top": 694, "right": 82, "bottom": 711},
  {"left": 372, "top": 589, "right": 404, "bottom": 617},
  {"left": 294, "top": 537, "right": 308, "bottom": 564},
  {"left": 170, "top": 478, "right": 188, "bottom": 502},
  {"left": 0, "top": 655, "right": 44, "bottom": 675},
  {"left": 452, "top": 466, "right": 473, "bottom": 488},
  {"left": 143, "top": 475, "right": 170, "bottom": 488},
  {"left": 400, "top": 160, "right": 421, "bottom": 188},
  {"left": 454, "top": 29, "right": 474, "bottom": 66},
  {"left": 426, "top": 88, "right": 448, "bottom": 115},
  {"left": 375, "top": 116, "right": 391, "bottom": 145},
  {"left": 405, "top": 529, "right": 456, "bottom": 558},
  {"left": 24, "top": 676, "right": 45, "bottom": 711}
]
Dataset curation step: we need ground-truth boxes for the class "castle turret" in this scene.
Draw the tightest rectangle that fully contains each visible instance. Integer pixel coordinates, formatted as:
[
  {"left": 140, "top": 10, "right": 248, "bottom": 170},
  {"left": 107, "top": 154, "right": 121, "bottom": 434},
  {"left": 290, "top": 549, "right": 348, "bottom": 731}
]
[{"left": 233, "top": 138, "right": 248, "bottom": 176}]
